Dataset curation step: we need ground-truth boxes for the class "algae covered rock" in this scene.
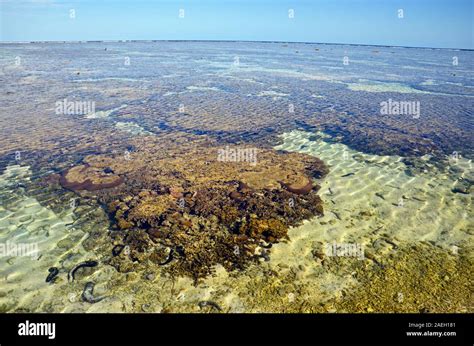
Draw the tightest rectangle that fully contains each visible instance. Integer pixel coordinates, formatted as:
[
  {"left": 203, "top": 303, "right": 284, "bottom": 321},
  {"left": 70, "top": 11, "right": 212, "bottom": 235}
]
[{"left": 60, "top": 164, "right": 123, "bottom": 191}]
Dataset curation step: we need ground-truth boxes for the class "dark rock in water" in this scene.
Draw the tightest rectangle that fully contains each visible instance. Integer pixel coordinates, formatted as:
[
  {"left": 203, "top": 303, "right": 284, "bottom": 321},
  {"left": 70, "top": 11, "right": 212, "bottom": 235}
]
[
  {"left": 112, "top": 244, "right": 125, "bottom": 256},
  {"left": 452, "top": 187, "right": 469, "bottom": 194},
  {"left": 81, "top": 282, "right": 105, "bottom": 303},
  {"left": 45, "top": 267, "right": 59, "bottom": 283},
  {"left": 145, "top": 273, "right": 155, "bottom": 281},
  {"left": 452, "top": 180, "right": 471, "bottom": 194},
  {"left": 68, "top": 260, "right": 98, "bottom": 282},
  {"left": 198, "top": 301, "right": 222, "bottom": 312},
  {"left": 375, "top": 192, "right": 385, "bottom": 200}
]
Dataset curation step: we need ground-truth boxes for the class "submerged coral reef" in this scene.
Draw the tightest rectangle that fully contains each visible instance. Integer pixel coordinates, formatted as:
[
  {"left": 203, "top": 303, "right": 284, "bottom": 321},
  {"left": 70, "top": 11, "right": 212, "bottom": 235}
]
[
  {"left": 1, "top": 41, "right": 472, "bottom": 313},
  {"left": 55, "top": 144, "right": 328, "bottom": 280}
]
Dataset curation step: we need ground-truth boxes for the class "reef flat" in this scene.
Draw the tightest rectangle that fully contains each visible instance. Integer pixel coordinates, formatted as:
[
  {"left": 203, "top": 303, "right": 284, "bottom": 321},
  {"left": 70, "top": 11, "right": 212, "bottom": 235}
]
[{"left": 0, "top": 41, "right": 472, "bottom": 313}]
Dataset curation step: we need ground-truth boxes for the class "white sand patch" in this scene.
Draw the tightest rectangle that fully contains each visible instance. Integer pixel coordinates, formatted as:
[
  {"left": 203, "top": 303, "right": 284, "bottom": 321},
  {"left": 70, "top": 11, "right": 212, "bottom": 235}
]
[
  {"left": 346, "top": 80, "right": 427, "bottom": 93},
  {"left": 186, "top": 86, "right": 221, "bottom": 92},
  {"left": 115, "top": 121, "right": 153, "bottom": 136},
  {"left": 257, "top": 90, "right": 289, "bottom": 98},
  {"left": 272, "top": 130, "right": 472, "bottom": 264}
]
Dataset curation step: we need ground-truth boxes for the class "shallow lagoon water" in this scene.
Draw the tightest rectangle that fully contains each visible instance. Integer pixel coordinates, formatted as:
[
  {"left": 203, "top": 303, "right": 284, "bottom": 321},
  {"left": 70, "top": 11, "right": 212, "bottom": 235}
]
[{"left": 0, "top": 41, "right": 472, "bottom": 312}]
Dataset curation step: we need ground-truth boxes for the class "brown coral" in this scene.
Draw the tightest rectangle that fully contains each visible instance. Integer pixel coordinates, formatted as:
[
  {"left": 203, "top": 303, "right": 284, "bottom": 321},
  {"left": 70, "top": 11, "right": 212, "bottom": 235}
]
[
  {"left": 64, "top": 143, "right": 328, "bottom": 281},
  {"left": 60, "top": 164, "right": 123, "bottom": 191}
]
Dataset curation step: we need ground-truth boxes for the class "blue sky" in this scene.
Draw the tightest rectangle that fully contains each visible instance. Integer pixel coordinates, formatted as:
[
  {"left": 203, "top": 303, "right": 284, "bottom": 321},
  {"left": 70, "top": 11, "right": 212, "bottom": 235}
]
[{"left": 1, "top": 0, "right": 473, "bottom": 48}]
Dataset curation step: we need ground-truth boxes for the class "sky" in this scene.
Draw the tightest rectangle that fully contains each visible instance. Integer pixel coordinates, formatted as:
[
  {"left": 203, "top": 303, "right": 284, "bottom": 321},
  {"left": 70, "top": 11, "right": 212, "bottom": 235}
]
[{"left": 1, "top": 0, "right": 473, "bottom": 48}]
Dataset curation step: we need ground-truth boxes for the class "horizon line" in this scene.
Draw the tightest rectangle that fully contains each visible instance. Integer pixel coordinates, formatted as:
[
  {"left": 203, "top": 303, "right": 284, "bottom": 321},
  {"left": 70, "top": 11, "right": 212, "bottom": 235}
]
[{"left": 0, "top": 39, "right": 472, "bottom": 51}]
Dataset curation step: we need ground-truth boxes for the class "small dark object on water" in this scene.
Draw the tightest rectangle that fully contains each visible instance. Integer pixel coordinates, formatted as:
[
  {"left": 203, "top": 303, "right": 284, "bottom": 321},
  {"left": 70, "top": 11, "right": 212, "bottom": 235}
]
[
  {"left": 159, "top": 248, "right": 174, "bottom": 265},
  {"left": 375, "top": 192, "right": 385, "bottom": 200},
  {"left": 340, "top": 172, "right": 355, "bottom": 177},
  {"left": 365, "top": 252, "right": 385, "bottom": 269},
  {"left": 68, "top": 260, "right": 98, "bottom": 282},
  {"left": 175, "top": 246, "right": 185, "bottom": 257},
  {"left": 384, "top": 238, "right": 398, "bottom": 249},
  {"left": 331, "top": 211, "right": 342, "bottom": 220},
  {"left": 82, "top": 282, "right": 105, "bottom": 303},
  {"left": 451, "top": 178, "right": 473, "bottom": 195},
  {"left": 452, "top": 186, "right": 469, "bottom": 194},
  {"left": 373, "top": 225, "right": 384, "bottom": 233},
  {"left": 198, "top": 301, "right": 222, "bottom": 312},
  {"left": 259, "top": 250, "right": 270, "bottom": 262},
  {"left": 112, "top": 244, "right": 125, "bottom": 256},
  {"left": 46, "top": 267, "right": 59, "bottom": 283}
]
